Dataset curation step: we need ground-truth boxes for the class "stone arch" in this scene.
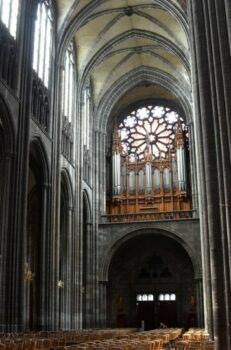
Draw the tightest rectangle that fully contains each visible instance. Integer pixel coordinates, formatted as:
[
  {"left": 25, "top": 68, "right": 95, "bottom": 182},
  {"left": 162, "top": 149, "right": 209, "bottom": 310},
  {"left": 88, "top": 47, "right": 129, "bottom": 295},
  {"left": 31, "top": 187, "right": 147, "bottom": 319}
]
[
  {"left": 96, "top": 67, "right": 192, "bottom": 132},
  {"left": 57, "top": 0, "right": 188, "bottom": 62},
  {"left": 59, "top": 168, "right": 74, "bottom": 329},
  {"left": 79, "top": 28, "right": 189, "bottom": 86},
  {"left": 0, "top": 95, "right": 16, "bottom": 155},
  {"left": 101, "top": 227, "right": 201, "bottom": 328},
  {"left": 26, "top": 137, "right": 49, "bottom": 330},
  {"left": 29, "top": 136, "right": 49, "bottom": 183},
  {"left": 82, "top": 189, "right": 93, "bottom": 328},
  {"left": 83, "top": 189, "right": 92, "bottom": 223},
  {"left": 100, "top": 227, "right": 201, "bottom": 282},
  {"left": 61, "top": 168, "right": 74, "bottom": 207}
]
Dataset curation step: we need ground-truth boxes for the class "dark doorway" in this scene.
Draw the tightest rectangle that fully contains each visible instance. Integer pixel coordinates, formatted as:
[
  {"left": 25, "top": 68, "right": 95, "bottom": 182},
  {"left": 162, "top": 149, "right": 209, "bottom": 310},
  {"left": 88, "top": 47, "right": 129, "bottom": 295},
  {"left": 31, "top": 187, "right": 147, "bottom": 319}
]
[
  {"left": 158, "top": 301, "right": 177, "bottom": 327},
  {"left": 137, "top": 301, "right": 156, "bottom": 329},
  {"left": 136, "top": 298, "right": 177, "bottom": 329}
]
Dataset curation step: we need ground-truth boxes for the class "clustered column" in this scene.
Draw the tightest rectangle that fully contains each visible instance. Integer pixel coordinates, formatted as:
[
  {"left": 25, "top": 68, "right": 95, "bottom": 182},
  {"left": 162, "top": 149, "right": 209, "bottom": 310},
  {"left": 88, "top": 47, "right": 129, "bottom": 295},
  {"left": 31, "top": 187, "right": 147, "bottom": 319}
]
[{"left": 188, "top": 1, "right": 231, "bottom": 349}]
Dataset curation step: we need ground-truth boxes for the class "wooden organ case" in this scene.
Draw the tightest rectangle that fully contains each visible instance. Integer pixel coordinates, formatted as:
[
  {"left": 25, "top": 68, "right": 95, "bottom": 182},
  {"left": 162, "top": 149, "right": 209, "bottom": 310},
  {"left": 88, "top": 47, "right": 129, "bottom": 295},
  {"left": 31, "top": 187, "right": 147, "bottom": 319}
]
[{"left": 107, "top": 106, "right": 192, "bottom": 221}]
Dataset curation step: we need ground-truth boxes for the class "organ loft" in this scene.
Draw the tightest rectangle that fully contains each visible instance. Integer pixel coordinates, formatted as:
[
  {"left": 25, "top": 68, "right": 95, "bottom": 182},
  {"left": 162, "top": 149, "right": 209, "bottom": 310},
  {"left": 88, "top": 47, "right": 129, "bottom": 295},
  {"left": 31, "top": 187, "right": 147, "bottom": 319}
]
[{"left": 107, "top": 105, "right": 191, "bottom": 221}]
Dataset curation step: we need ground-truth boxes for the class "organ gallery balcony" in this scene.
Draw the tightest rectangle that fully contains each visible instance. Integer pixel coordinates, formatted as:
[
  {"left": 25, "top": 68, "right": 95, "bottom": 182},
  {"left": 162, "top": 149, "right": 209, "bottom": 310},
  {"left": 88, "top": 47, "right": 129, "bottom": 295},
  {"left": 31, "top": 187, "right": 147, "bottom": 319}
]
[
  {"left": 102, "top": 210, "right": 194, "bottom": 223},
  {"left": 106, "top": 104, "right": 192, "bottom": 223}
]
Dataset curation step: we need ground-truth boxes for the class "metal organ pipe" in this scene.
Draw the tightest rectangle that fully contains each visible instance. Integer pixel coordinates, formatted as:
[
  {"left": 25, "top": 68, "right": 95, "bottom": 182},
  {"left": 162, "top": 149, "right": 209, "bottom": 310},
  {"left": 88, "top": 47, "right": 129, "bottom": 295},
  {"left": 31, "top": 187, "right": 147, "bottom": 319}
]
[
  {"left": 175, "top": 122, "right": 187, "bottom": 192},
  {"left": 177, "top": 146, "right": 186, "bottom": 191},
  {"left": 112, "top": 152, "right": 121, "bottom": 195},
  {"left": 145, "top": 162, "right": 152, "bottom": 194}
]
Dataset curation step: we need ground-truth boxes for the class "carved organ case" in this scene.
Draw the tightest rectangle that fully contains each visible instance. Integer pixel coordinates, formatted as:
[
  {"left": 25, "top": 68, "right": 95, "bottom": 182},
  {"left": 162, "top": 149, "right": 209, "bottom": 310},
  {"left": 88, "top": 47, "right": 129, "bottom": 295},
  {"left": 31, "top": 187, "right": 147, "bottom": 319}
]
[{"left": 108, "top": 104, "right": 191, "bottom": 217}]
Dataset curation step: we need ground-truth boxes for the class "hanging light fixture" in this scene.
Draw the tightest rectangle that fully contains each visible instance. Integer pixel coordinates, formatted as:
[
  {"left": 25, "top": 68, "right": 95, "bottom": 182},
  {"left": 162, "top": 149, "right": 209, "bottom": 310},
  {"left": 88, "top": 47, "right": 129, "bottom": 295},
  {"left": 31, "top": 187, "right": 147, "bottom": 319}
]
[{"left": 24, "top": 262, "right": 34, "bottom": 282}]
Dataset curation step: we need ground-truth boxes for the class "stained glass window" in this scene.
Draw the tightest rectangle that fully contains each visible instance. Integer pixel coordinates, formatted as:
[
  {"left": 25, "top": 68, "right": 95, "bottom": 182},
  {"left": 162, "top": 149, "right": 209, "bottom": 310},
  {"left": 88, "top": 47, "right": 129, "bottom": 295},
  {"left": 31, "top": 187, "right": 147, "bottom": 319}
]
[
  {"left": 33, "top": 0, "right": 53, "bottom": 87},
  {"left": 158, "top": 293, "right": 176, "bottom": 301},
  {"left": 119, "top": 105, "right": 184, "bottom": 161},
  {"left": 136, "top": 294, "right": 154, "bottom": 301},
  {"left": 63, "top": 42, "right": 75, "bottom": 122},
  {"left": 0, "top": 0, "right": 20, "bottom": 38}
]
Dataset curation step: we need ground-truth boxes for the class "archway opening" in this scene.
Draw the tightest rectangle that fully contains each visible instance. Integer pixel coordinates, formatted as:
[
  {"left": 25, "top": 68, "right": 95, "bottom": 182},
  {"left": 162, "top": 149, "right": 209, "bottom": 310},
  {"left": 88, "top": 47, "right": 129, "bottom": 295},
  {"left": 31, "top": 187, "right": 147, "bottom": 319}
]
[
  {"left": 108, "top": 233, "right": 197, "bottom": 330},
  {"left": 27, "top": 148, "right": 43, "bottom": 330},
  {"left": 82, "top": 191, "right": 92, "bottom": 328},
  {"left": 59, "top": 172, "right": 71, "bottom": 329},
  {"left": 26, "top": 140, "right": 48, "bottom": 330}
]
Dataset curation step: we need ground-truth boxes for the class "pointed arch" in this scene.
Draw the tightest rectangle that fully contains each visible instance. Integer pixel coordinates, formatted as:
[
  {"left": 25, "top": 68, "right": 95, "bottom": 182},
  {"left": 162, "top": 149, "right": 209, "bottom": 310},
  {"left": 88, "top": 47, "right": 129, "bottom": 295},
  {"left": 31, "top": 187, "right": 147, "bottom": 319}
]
[
  {"left": 26, "top": 136, "right": 50, "bottom": 330},
  {"left": 0, "top": 95, "right": 16, "bottom": 155},
  {"left": 61, "top": 168, "right": 74, "bottom": 208},
  {"left": 58, "top": 168, "right": 74, "bottom": 329}
]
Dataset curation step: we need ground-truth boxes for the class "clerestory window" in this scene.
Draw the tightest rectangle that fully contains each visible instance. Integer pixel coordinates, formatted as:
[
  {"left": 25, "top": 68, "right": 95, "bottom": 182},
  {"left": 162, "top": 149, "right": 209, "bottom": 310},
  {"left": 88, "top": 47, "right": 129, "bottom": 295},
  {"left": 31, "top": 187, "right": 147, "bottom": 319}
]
[
  {"left": 63, "top": 42, "right": 75, "bottom": 122},
  {"left": 83, "top": 84, "right": 91, "bottom": 149},
  {"left": 0, "top": 0, "right": 20, "bottom": 38},
  {"left": 32, "top": 0, "right": 53, "bottom": 88}
]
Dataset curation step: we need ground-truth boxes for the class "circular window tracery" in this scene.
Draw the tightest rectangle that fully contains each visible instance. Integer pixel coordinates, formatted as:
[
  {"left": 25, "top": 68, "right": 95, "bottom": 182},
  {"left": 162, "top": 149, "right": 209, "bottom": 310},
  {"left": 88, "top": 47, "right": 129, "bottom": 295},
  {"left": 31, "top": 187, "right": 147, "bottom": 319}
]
[{"left": 119, "top": 105, "right": 185, "bottom": 161}]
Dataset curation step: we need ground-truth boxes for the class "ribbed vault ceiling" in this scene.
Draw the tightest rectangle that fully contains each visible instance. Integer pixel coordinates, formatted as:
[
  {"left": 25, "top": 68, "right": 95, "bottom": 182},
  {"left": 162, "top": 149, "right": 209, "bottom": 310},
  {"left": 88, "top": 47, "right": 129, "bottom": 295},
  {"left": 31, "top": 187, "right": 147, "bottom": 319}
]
[{"left": 56, "top": 0, "right": 190, "bottom": 116}]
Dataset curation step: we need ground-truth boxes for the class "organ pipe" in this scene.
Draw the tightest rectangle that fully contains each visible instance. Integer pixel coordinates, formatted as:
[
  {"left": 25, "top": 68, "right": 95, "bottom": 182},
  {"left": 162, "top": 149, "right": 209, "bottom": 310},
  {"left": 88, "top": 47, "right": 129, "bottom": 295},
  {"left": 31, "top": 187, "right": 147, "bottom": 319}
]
[
  {"left": 112, "top": 128, "right": 123, "bottom": 195},
  {"left": 144, "top": 132, "right": 153, "bottom": 194},
  {"left": 176, "top": 122, "right": 187, "bottom": 192}
]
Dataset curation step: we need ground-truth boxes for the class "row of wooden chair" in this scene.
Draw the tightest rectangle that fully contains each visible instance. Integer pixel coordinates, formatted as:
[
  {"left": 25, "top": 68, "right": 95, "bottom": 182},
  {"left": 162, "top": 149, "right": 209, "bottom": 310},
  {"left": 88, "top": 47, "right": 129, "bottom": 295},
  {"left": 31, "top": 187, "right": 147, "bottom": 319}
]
[
  {"left": 182, "top": 329, "right": 209, "bottom": 341},
  {"left": 0, "top": 327, "right": 183, "bottom": 350},
  {"left": 51, "top": 337, "right": 164, "bottom": 350},
  {"left": 175, "top": 340, "right": 214, "bottom": 350},
  {"left": 0, "top": 328, "right": 138, "bottom": 350}
]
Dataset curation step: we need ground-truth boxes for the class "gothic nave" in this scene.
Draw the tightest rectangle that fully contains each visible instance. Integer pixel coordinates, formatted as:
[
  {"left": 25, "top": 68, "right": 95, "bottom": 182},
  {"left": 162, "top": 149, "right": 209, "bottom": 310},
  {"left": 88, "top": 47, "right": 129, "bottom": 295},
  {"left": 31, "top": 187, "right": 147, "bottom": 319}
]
[{"left": 0, "top": 1, "right": 231, "bottom": 349}]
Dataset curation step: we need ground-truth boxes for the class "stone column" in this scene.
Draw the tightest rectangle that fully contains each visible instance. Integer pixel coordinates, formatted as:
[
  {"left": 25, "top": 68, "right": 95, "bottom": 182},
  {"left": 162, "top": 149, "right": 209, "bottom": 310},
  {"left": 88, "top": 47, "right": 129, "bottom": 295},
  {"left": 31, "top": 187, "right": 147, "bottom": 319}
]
[
  {"left": 188, "top": 1, "right": 231, "bottom": 348},
  {"left": 0, "top": 153, "right": 14, "bottom": 332},
  {"left": 65, "top": 206, "right": 73, "bottom": 329},
  {"left": 224, "top": 0, "right": 231, "bottom": 52},
  {"left": 38, "top": 182, "right": 49, "bottom": 329},
  {"left": 195, "top": 276, "right": 204, "bottom": 328},
  {"left": 4, "top": 0, "right": 37, "bottom": 332},
  {"left": 98, "top": 281, "right": 108, "bottom": 327}
]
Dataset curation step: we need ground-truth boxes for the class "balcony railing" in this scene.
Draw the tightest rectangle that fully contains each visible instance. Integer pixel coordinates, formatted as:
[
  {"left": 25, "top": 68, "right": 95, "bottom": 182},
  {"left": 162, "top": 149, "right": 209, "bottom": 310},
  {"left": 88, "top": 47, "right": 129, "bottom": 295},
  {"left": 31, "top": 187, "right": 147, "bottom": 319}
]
[{"left": 101, "top": 210, "right": 194, "bottom": 223}]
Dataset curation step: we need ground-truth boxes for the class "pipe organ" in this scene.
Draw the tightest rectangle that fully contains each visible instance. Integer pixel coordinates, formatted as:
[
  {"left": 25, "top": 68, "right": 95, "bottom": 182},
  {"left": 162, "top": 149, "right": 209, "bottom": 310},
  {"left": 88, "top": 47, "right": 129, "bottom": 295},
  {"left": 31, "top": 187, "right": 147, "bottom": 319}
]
[{"left": 109, "top": 109, "right": 191, "bottom": 217}]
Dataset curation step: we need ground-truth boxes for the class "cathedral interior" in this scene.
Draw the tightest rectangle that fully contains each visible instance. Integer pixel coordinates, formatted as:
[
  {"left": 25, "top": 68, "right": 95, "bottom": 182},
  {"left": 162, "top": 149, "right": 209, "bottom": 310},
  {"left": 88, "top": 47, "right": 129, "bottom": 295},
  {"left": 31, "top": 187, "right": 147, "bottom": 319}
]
[{"left": 0, "top": 0, "right": 231, "bottom": 349}]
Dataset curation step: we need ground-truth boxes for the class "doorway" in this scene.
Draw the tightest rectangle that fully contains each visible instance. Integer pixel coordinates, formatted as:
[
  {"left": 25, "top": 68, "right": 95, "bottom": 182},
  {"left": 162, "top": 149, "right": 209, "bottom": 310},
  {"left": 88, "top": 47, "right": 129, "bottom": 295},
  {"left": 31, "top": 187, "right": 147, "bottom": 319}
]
[{"left": 136, "top": 293, "right": 177, "bottom": 329}]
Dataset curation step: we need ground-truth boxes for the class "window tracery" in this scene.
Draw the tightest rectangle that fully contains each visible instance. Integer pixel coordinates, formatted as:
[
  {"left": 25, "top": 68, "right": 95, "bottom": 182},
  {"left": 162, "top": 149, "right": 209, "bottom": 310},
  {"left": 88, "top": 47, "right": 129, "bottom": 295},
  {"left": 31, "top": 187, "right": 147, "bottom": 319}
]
[
  {"left": 107, "top": 103, "right": 191, "bottom": 222},
  {"left": 0, "top": 0, "right": 19, "bottom": 38},
  {"left": 119, "top": 105, "right": 185, "bottom": 161},
  {"left": 63, "top": 42, "right": 75, "bottom": 123},
  {"left": 33, "top": 0, "right": 53, "bottom": 88},
  {"left": 31, "top": 0, "right": 53, "bottom": 132},
  {"left": 0, "top": 0, "right": 19, "bottom": 89},
  {"left": 61, "top": 42, "right": 75, "bottom": 162}
]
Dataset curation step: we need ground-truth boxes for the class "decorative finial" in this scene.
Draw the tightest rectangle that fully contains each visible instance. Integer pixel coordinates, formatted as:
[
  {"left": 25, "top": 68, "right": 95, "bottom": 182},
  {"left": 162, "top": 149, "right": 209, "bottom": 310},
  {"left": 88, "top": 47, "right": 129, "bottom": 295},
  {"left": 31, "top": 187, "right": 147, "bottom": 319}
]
[{"left": 112, "top": 127, "right": 123, "bottom": 153}]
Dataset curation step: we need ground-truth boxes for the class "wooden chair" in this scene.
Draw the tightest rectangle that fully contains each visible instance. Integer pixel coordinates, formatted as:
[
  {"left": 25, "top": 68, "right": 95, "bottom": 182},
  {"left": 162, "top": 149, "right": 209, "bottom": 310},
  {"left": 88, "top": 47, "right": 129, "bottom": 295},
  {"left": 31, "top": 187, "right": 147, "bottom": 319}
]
[
  {"left": 204, "top": 341, "right": 214, "bottom": 350},
  {"left": 175, "top": 340, "right": 189, "bottom": 350}
]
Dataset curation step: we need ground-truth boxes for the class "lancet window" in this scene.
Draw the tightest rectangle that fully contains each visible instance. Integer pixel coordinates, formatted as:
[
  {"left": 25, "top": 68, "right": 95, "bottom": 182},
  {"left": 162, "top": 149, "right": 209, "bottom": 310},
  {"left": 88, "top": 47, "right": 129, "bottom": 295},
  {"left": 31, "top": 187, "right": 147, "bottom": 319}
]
[
  {"left": 82, "top": 83, "right": 91, "bottom": 184},
  {"left": 107, "top": 104, "right": 191, "bottom": 222},
  {"left": 83, "top": 84, "right": 91, "bottom": 149},
  {"left": 0, "top": 0, "right": 19, "bottom": 89},
  {"left": 0, "top": 0, "right": 19, "bottom": 38},
  {"left": 61, "top": 42, "right": 75, "bottom": 162},
  {"left": 31, "top": 0, "right": 53, "bottom": 132}
]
